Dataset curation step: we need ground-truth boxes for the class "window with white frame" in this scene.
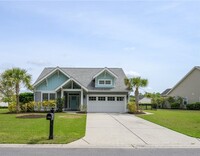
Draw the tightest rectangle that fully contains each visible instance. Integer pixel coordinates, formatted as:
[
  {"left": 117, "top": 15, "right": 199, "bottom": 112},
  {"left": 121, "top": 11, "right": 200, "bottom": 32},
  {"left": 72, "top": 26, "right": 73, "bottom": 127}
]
[
  {"left": 50, "top": 93, "right": 56, "bottom": 100},
  {"left": 107, "top": 97, "right": 115, "bottom": 101},
  {"left": 42, "top": 93, "right": 56, "bottom": 101},
  {"left": 117, "top": 97, "right": 124, "bottom": 101},
  {"left": 105, "top": 80, "right": 111, "bottom": 85},
  {"left": 98, "top": 97, "right": 106, "bottom": 101},
  {"left": 89, "top": 96, "right": 96, "bottom": 101},
  {"left": 99, "top": 80, "right": 105, "bottom": 85},
  {"left": 98, "top": 79, "right": 112, "bottom": 86}
]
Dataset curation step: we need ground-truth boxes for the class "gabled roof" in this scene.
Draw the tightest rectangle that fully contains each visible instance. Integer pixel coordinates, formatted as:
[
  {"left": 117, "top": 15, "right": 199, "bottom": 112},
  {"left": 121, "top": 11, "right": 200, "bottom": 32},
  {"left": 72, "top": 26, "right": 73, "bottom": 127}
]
[
  {"left": 92, "top": 67, "right": 118, "bottom": 79},
  {"left": 34, "top": 67, "right": 129, "bottom": 92},
  {"left": 33, "top": 67, "right": 71, "bottom": 87},
  {"left": 167, "top": 66, "right": 200, "bottom": 95}
]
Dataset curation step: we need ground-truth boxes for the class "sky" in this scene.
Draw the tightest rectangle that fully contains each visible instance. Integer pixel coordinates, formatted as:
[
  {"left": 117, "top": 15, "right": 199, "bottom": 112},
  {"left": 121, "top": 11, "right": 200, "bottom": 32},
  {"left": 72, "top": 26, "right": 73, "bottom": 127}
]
[{"left": 0, "top": 0, "right": 200, "bottom": 93}]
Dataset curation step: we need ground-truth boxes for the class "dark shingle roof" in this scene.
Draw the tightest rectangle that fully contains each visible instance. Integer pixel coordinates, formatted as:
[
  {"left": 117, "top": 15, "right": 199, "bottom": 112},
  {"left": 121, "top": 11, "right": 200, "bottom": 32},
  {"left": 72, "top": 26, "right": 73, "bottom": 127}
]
[
  {"left": 161, "top": 88, "right": 171, "bottom": 96},
  {"left": 34, "top": 67, "right": 129, "bottom": 92}
]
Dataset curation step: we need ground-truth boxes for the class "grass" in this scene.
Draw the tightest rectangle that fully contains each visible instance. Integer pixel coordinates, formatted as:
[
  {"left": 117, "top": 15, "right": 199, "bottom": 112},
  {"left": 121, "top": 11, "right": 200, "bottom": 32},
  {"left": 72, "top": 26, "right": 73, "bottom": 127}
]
[
  {"left": 138, "top": 109, "right": 200, "bottom": 138},
  {"left": 0, "top": 109, "right": 86, "bottom": 144}
]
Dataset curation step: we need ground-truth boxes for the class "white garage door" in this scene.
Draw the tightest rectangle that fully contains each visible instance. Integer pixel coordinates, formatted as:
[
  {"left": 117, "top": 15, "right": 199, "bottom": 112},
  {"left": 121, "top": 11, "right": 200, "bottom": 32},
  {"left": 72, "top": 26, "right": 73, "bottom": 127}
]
[{"left": 87, "top": 96, "right": 126, "bottom": 113}]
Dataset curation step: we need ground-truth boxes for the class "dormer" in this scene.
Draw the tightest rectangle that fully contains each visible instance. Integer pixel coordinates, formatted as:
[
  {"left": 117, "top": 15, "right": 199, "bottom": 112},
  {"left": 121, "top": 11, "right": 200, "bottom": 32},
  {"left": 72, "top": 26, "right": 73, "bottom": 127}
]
[{"left": 93, "top": 68, "right": 118, "bottom": 88}]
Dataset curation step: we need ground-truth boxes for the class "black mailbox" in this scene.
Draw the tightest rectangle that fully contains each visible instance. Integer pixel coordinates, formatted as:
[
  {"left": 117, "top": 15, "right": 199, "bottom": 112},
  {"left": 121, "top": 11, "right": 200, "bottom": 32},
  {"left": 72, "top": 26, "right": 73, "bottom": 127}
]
[{"left": 46, "top": 113, "right": 54, "bottom": 120}]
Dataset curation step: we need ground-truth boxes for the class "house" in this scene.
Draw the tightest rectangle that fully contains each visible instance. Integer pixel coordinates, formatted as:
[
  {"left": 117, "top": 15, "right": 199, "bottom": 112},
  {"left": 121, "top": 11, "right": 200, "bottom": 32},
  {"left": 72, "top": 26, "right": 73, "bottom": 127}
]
[
  {"left": 0, "top": 102, "right": 8, "bottom": 107},
  {"left": 167, "top": 66, "right": 200, "bottom": 104},
  {"left": 33, "top": 67, "right": 129, "bottom": 113},
  {"left": 139, "top": 97, "right": 152, "bottom": 104}
]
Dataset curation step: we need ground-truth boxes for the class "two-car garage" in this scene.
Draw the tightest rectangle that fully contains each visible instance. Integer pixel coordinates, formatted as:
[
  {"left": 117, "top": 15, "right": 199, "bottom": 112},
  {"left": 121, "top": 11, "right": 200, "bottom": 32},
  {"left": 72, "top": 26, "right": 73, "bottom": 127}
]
[{"left": 87, "top": 95, "right": 127, "bottom": 113}]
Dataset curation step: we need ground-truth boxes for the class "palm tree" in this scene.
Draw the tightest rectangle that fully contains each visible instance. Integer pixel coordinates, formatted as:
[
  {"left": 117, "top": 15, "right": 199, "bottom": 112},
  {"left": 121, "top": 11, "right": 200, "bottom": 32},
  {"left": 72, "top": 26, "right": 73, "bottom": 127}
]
[
  {"left": 124, "top": 77, "right": 148, "bottom": 111},
  {"left": 2, "top": 68, "right": 32, "bottom": 112}
]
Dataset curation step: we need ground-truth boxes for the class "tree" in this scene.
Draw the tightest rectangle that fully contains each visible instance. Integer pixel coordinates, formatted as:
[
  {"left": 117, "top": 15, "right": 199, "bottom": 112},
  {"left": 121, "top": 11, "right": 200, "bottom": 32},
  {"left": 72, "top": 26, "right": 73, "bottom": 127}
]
[
  {"left": 124, "top": 77, "right": 148, "bottom": 111},
  {"left": 2, "top": 68, "right": 32, "bottom": 112},
  {"left": 0, "top": 75, "right": 15, "bottom": 102}
]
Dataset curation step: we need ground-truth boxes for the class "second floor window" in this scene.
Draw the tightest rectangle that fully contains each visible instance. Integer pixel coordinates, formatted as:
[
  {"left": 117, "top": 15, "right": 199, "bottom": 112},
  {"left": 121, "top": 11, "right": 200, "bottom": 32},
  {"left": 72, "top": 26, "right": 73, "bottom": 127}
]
[{"left": 98, "top": 79, "right": 112, "bottom": 86}]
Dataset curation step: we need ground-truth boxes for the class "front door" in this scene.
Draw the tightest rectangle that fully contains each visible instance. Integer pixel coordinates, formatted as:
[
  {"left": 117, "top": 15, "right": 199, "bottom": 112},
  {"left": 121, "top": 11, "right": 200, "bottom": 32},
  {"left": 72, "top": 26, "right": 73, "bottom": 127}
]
[{"left": 69, "top": 95, "right": 79, "bottom": 110}]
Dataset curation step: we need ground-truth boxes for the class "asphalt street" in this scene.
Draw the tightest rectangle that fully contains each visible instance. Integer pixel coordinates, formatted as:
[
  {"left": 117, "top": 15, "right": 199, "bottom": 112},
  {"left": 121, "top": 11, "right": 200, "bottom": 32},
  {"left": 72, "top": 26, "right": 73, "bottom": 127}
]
[{"left": 0, "top": 148, "right": 200, "bottom": 156}]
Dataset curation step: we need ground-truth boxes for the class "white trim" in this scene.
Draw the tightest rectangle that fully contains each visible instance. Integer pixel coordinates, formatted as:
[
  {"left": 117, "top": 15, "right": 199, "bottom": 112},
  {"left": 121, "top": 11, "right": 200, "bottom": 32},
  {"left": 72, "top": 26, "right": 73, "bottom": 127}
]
[
  {"left": 55, "top": 79, "right": 71, "bottom": 91},
  {"left": 92, "top": 67, "right": 118, "bottom": 79},
  {"left": 70, "top": 78, "right": 88, "bottom": 91},
  {"left": 88, "top": 90, "right": 129, "bottom": 93},
  {"left": 55, "top": 78, "right": 88, "bottom": 92},
  {"left": 81, "top": 89, "right": 83, "bottom": 106},
  {"left": 33, "top": 67, "right": 71, "bottom": 87},
  {"left": 63, "top": 89, "right": 82, "bottom": 92}
]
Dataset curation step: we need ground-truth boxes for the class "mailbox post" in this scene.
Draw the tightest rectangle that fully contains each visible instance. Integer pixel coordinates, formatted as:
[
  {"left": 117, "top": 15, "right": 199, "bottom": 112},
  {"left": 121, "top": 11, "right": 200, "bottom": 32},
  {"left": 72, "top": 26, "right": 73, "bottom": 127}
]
[{"left": 46, "top": 108, "right": 55, "bottom": 140}]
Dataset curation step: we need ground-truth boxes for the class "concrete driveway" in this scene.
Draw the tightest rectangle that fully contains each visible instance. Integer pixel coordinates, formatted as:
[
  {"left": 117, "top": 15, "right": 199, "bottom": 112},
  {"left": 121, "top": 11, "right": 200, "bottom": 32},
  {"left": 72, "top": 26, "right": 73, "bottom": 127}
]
[{"left": 69, "top": 113, "right": 200, "bottom": 148}]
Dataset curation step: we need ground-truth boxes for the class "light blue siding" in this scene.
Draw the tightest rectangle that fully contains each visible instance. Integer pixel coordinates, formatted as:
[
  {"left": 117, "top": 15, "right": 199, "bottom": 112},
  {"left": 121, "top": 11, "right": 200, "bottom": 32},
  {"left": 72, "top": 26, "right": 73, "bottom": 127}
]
[
  {"left": 95, "top": 71, "right": 115, "bottom": 88},
  {"left": 35, "top": 72, "right": 69, "bottom": 91}
]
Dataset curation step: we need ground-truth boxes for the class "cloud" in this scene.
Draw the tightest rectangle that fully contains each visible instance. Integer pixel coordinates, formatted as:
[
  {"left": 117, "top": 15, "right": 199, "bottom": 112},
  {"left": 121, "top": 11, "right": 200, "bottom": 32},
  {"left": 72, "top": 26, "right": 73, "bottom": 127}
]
[
  {"left": 27, "top": 60, "right": 51, "bottom": 67},
  {"left": 125, "top": 71, "right": 141, "bottom": 78}
]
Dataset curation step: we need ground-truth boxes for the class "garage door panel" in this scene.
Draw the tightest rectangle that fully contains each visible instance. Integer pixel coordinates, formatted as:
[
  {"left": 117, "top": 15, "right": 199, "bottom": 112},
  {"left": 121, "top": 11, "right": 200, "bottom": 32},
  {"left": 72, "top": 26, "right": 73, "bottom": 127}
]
[{"left": 87, "top": 100, "right": 125, "bottom": 113}]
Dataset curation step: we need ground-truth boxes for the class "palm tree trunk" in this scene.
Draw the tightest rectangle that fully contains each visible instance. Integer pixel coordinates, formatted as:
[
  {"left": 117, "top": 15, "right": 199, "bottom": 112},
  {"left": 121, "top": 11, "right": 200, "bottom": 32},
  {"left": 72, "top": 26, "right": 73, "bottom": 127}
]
[
  {"left": 15, "top": 83, "right": 20, "bottom": 113},
  {"left": 135, "top": 87, "right": 139, "bottom": 111}
]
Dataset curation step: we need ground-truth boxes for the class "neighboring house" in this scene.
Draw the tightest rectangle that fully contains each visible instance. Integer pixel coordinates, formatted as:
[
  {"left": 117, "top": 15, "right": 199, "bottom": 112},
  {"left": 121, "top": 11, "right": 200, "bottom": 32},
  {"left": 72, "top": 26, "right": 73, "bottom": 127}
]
[
  {"left": 0, "top": 102, "right": 8, "bottom": 107},
  {"left": 33, "top": 67, "right": 129, "bottom": 113},
  {"left": 167, "top": 66, "right": 200, "bottom": 104},
  {"left": 138, "top": 97, "right": 152, "bottom": 104}
]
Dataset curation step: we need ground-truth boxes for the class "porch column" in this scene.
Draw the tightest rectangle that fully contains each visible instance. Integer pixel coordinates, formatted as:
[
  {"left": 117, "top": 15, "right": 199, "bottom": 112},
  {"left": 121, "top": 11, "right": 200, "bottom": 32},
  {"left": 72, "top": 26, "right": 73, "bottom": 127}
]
[
  {"left": 61, "top": 88, "right": 63, "bottom": 98},
  {"left": 81, "top": 88, "right": 83, "bottom": 106}
]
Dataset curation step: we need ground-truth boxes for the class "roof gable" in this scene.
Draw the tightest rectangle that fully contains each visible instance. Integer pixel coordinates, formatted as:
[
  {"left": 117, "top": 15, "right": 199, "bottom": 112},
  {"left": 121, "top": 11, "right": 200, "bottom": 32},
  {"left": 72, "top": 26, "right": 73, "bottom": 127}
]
[
  {"left": 93, "top": 67, "right": 118, "bottom": 79},
  {"left": 167, "top": 66, "right": 200, "bottom": 95}
]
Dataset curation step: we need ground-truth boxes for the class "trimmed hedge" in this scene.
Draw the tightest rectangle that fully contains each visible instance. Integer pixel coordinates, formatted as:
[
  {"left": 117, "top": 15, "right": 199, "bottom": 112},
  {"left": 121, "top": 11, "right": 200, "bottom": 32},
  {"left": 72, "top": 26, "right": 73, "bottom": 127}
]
[
  {"left": 186, "top": 102, "right": 200, "bottom": 110},
  {"left": 171, "top": 102, "right": 180, "bottom": 109},
  {"left": 19, "top": 92, "right": 34, "bottom": 104}
]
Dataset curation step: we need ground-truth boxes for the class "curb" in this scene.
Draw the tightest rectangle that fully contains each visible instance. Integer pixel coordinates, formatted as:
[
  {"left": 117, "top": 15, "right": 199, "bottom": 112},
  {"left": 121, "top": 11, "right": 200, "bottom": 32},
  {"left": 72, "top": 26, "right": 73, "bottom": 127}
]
[{"left": 0, "top": 144, "right": 200, "bottom": 149}]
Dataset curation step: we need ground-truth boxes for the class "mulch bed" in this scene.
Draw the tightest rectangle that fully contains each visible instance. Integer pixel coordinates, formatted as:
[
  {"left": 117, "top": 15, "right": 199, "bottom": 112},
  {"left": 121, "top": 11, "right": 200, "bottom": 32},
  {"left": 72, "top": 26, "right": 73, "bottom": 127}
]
[{"left": 16, "top": 114, "right": 46, "bottom": 119}]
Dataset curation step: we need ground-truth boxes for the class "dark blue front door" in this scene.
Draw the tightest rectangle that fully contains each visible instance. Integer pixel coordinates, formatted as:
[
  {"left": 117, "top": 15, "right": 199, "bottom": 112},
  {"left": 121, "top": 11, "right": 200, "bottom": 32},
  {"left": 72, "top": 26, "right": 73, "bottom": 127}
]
[{"left": 70, "top": 95, "right": 79, "bottom": 110}]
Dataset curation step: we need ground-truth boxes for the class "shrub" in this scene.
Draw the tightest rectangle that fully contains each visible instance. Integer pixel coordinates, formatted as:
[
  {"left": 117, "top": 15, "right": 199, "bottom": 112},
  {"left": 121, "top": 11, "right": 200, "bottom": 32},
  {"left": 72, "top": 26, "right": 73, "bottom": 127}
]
[
  {"left": 42, "top": 101, "right": 49, "bottom": 111},
  {"left": 186, "top": 102, "right": 200, "bottom": 110},
  {"left": 8, "top": 102, "right": 17, "bottom": 113},
  {"left": 19, "top": 92, "right": 34, "bottom": 104},
  {"left": 79, "top": 104, "right": 87, "bottom": 113},
  {"left": 35, "top": 102, "right": 42, "bottom": 111},
  {"left": 127, "top": 102, "right": 137, "bottom": 113},
  {"left": 27, "top": 101, "right": 35, "bottom": 112},
  {"left": 56, "top": 98, "right": 64, "bottom": 112},
  {"left": 171, "top": 102, "right": 180, "bottom": 109},
  {"left": 48, "top": 100, "right": 56, "bottom": 108}
]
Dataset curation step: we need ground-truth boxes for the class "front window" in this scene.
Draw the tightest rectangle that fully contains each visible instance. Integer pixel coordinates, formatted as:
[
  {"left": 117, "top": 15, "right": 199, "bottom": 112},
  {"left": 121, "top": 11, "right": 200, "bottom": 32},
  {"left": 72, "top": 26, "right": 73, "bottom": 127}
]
[
  {"left": 98, "top": 79, "right": 112, "bottom": 86},
  {"left": 50, "top": 93, "right": 56, "bottom": 100},
  {"left": 42, "top": 93, "right": 56, "bottom": 101},
  {"left": 105, "top": 80, "right": 111, "bottom": 85},
  {"left": 42, "top": 93, "right": 48, "bottom": 101},
  {"left": 99, "top": 80, "right": 105, "bottom": 84}
]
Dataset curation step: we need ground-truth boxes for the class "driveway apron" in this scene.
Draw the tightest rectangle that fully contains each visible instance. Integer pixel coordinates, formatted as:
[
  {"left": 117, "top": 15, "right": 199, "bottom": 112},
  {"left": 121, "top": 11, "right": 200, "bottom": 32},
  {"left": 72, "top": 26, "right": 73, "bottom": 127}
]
[{"left": 69, "top": 113, "right": 200, "bottom": 148}]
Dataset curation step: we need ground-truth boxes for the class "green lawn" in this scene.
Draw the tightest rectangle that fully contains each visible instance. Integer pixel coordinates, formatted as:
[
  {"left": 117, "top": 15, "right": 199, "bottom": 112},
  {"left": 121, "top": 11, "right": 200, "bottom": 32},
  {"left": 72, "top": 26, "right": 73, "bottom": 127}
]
[
  {"left": 0, "top": 109, "right": 86, "bottom": 144},
  {"left": 138, "top": 109, "right": 200, "bottom": 138}
]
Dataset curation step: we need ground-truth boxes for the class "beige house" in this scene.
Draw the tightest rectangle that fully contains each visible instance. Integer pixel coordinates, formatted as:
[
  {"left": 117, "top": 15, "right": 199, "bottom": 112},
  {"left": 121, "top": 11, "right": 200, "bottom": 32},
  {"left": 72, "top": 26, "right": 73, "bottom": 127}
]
[{"left": 167, "top": 66, "right": 200, "bottom": 104}]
